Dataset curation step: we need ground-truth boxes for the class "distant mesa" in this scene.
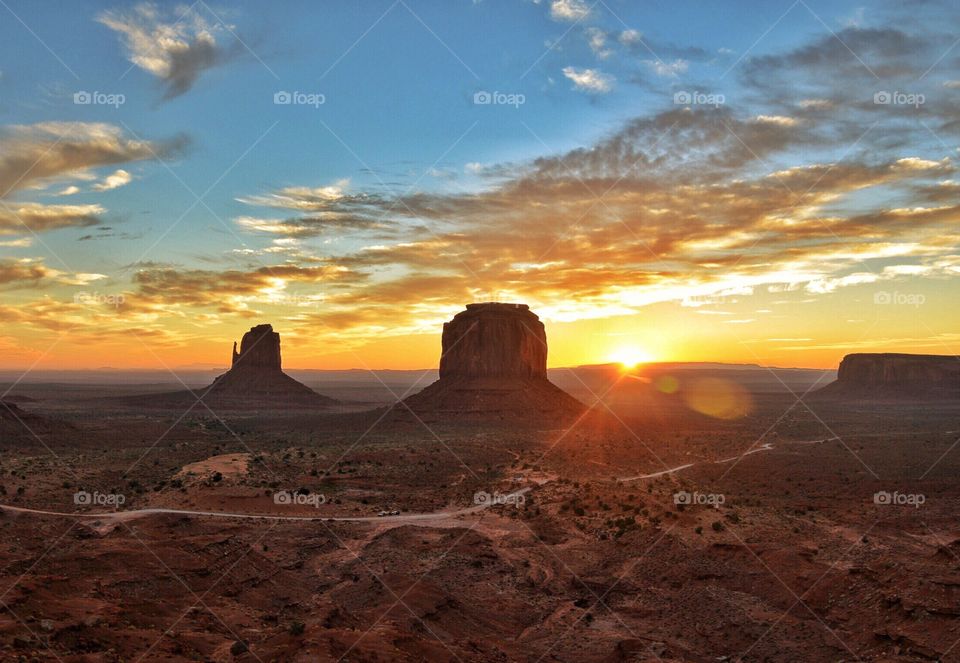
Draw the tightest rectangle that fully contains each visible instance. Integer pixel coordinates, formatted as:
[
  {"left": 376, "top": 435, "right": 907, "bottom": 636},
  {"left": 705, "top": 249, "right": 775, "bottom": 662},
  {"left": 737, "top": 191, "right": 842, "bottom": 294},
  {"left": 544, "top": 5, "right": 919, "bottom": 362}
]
[
  {"left": 818, "top": 353, "right": 960, "bottom": 400},
  {"left": 400, "top": 303, "right": 585, "bottom": 421}
]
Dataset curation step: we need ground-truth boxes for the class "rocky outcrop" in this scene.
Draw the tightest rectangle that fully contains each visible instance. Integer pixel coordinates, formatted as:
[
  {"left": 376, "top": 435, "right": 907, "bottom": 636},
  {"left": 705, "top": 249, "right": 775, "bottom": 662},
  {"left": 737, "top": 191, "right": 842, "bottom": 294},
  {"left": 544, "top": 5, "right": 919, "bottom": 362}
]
[
  {"left": 819, "top": 353, "right": 960, "bottom": 399},
  {"left": 439, "top": 303, "right": 547, "bottom": 380},
  {"left": 401, "top": 303, "right": 584, "bottom": 422},
  {"left": 231, "top": 324, "right": 282, "bottom": 370},
  {"left": 123, "top": 324, "right": 337, "bottom": 410},
  {"left": 200, "top": 324, "right": 336, "bottom": 407}
]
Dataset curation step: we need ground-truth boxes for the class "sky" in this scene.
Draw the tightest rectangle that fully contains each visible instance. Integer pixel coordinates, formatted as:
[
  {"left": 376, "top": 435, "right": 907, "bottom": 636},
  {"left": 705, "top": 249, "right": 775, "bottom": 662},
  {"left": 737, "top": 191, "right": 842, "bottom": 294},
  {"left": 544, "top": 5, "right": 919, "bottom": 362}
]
[{"left": 0, "top": 0, "right": 958, "bottom": 371}]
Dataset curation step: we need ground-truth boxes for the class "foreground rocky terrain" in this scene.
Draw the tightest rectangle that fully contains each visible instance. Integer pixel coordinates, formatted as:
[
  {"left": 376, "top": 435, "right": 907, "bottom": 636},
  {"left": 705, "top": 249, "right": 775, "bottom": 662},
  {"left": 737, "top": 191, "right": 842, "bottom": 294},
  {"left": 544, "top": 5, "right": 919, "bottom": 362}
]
[{"left": 0, "top": 384, "right": 958, "bottom": 662}]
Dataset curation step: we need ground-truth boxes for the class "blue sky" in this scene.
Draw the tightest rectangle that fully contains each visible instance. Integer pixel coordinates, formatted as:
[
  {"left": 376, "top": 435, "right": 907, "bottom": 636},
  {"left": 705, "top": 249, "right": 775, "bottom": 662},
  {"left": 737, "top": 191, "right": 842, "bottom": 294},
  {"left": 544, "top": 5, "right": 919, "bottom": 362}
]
[{"left": 0, "top": 0, "right": 959, "bottom": 369}]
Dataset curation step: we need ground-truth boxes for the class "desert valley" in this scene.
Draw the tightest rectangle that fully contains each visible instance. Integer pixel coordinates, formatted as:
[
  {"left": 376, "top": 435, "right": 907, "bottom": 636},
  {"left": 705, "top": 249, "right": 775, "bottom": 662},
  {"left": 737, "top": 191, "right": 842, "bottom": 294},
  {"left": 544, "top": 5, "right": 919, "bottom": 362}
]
[
  {"left": 2, "top": 0, "right": 960, "bottom": 660},
  {"left": 2, "top": 305, "right": 959, "bottom": 661}
]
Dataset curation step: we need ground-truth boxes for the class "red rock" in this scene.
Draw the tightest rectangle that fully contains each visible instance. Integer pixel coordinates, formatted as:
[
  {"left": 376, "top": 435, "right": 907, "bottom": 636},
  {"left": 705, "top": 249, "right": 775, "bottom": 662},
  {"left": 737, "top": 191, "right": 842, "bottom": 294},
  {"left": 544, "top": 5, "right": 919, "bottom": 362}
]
[
  {"left": 402, "top": 303, "right": 584, "bottom": 422},
  {"left": 231, "top": 323, "right": 282, "bottom": 370},
  {"left": 202, "top": 324, "right": 336, "bottom": 407},
  {"left": 440, "top": 303, "right": 547, "bottom": 380},
  {"left": 820, "top": 353, "right": 960, "bottom": 399},
  {"left": 124, "top": 324, "right": 337, "bottom": 410}
]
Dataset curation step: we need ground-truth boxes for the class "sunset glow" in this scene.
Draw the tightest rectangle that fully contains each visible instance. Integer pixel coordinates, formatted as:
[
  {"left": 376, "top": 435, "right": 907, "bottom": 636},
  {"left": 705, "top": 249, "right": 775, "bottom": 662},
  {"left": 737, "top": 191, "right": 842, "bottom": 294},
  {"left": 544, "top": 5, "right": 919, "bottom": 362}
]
[
  {"left": 607, "top": 347, "right": 655, "bottom": 370},
  {"left": 0, "top": 1, "right": 957, "bottom": 373}
]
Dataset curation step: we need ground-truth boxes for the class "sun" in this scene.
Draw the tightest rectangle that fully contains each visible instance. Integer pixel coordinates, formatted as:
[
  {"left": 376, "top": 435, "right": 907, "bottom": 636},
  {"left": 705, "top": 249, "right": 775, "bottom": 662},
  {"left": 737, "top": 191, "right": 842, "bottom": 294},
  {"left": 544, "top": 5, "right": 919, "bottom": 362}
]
[{"left": 608, "top": 346, "right": 655, "bottom": 370}]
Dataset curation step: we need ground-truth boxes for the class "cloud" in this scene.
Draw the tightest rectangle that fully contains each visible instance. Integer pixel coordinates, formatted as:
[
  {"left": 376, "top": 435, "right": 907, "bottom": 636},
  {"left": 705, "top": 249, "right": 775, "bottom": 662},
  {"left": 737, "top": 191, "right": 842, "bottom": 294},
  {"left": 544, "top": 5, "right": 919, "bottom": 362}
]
[
  {"left": 0, "top": 259, "right": 49, "bottom": 286},
  {"left": 236, "top": 180, "right": 361, "bottom": 211},
  {"left": 98, "top": 2, "right": 238, "bottom": 100},
  {"left": 235, "top": 214, "right": 387, "bottom": 238},
  {"left": 8, "top": 19, "right": 960, "bottom": 353},
  {"left": 235, "top": 179, "right": 394, "bottom": 238},
  {"left": 0, "top": 203, "right": 104, "bottom": 235},
  {"left": 645, "top": 59, "right": 688, "bottom": 77},
  {"left": 219, "top": 94, "right": 955, "bottom": 335},
  {"left": 131, "top": 264, "right": 353, "bottom": 313},
  {"left": 0, "top": 122, "right": 187, "bottom": 199},
  {"left": 585, "top": 27, "right": 611, "bottom": 59},
  {"left": 618, "top": 29, "right": 712, "bottom": 62},
  {"left": 0, "top": 258, "right": 106, "bottom": 288},
  {"left": 0, "top": 122, "right": 186, "bottom": 234},
  {"left": 550, "top": 0, "right": 590, "bottom": 22},
  {"left": 562, "top": 66, "right": 614, "bottom": 93},
  {"left": 92, "top": 169, "right": 132, "bottom": 191}
]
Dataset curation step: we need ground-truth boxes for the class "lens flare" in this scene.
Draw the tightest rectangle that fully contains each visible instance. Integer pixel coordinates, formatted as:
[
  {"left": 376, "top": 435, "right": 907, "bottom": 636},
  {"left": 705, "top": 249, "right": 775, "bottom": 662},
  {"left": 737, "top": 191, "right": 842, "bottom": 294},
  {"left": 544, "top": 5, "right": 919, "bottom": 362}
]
[{"left": 683, "top": 377, "right": 753, "bottom": 420}]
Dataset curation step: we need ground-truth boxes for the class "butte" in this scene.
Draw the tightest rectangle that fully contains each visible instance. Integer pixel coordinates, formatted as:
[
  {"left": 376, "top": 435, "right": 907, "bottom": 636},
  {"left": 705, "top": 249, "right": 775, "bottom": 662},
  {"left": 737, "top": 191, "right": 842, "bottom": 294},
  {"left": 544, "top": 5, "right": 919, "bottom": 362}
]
[
  {"left": 122, "top": 324, "right": 336, "bottom": 410},
  {"left": 198, "top": 324, "right": 337, "bottom": 408},
  {"left": 399, "top": 303, "right": 585, "bottom": 422}
]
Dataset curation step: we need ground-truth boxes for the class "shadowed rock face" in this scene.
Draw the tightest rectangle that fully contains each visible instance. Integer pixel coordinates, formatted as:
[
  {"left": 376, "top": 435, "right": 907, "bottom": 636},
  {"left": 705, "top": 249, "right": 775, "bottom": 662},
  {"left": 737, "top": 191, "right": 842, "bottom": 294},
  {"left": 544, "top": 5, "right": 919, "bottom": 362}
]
[
  {"left": 203, "top": 324, "right": 336, "bottom": 406},
  {"left": 123, "top": 323, "right": 337, "bottom": 410},
  {"left": 821, "top": 353, "right": 960, "bottom": 399},
  {"left": 403, "top": 303, "right": 583, "bottom": 422},
  {"left": 232, "top": 324, "right": 282, "bottom": 370},
  {"left": 439, "top": 303, "right": 547, "bottom": 380}
]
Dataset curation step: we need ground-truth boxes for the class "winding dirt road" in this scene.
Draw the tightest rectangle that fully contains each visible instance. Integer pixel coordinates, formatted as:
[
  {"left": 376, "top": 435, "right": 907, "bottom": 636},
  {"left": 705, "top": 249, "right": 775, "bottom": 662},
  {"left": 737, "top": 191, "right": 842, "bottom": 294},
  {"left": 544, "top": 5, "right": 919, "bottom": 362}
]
[
  {"left": 619, "top": 438, "right": 837, "bottom": 482},
  {"left": 0, "top": 438, "right": 838, "bottom": 522},
  {"left": 0, "top": 489, "right": 531, "bottom": 524}
]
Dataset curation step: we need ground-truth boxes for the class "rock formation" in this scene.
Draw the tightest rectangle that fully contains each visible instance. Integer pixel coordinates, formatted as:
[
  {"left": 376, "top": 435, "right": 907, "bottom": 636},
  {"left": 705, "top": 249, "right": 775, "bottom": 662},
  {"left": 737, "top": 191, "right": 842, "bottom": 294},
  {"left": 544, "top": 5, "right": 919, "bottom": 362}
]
[
  {"left": 401, "top": 303, "right": 584, "bottom": 422},
  {"left": 199, "top": 324, "right": 336, "bottom": 407},
  {"left": 231, "top": 324, "right": 282, "bottom": 370},
  {"left": 123, "top": 324, "right": 337, "bottom": 410},
  {"left": 439, "top": 303, "right": 548, "bottom": 380},
  {"left": 819, "top": 353, "right": 960, "bottom": 399}
]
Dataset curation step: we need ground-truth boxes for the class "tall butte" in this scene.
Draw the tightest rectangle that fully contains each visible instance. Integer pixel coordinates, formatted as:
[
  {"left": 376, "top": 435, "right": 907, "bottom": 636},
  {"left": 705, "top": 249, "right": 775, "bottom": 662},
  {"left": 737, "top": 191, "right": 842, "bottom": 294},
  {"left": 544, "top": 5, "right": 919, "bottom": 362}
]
[
  {"left": 200, "top": 324, "right": 336, "bottom": 407},
  {"left": 402, "top": 303, "right": 584, "bottom": 421}
]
